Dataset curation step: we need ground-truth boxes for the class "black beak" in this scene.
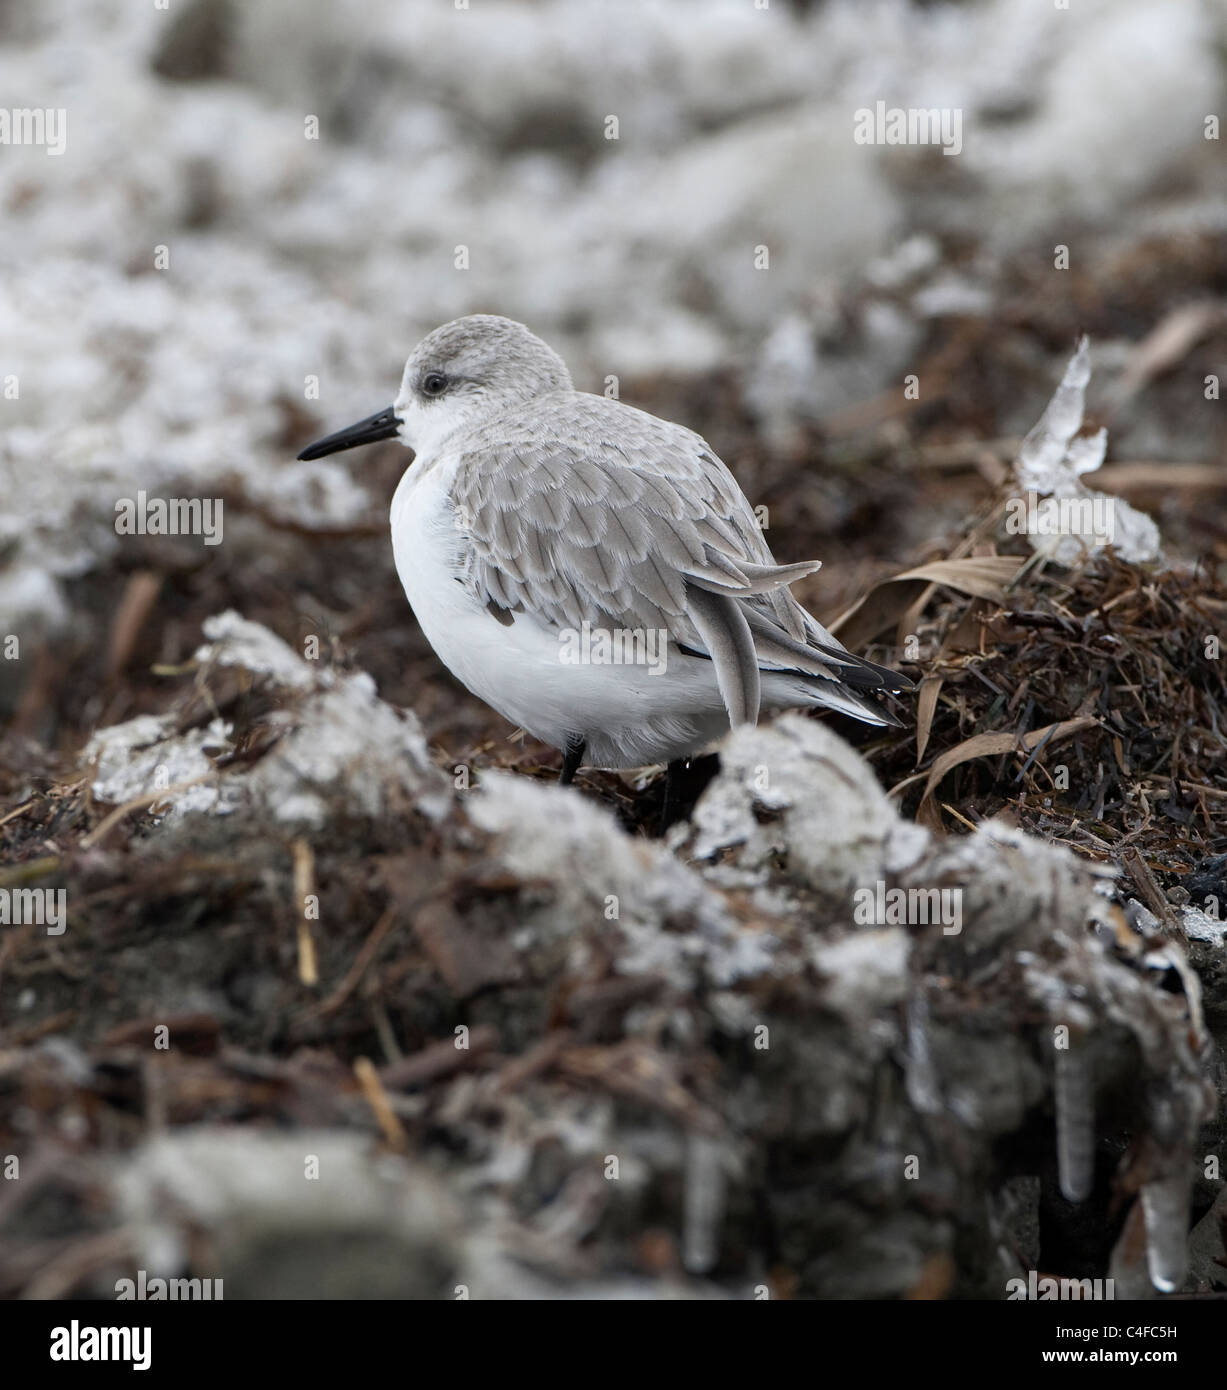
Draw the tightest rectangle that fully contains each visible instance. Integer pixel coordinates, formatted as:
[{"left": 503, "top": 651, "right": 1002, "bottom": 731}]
[{"left": 296, "top": 406, "right": 399, "bottom": 461}]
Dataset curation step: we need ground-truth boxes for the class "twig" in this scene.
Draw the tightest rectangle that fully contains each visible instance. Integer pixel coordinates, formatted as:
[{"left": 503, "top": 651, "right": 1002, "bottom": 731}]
[
  {"left": 292, "top": 838, "right": 318, "bottom": 987},
  {"left": 307, "top": 905, "right": 398, "bottom": 1018},
  {"left": 353, "top": 1056, "right": 408, "bottom": 1151},
  {"left": 81, "top": 773, "right": 213, "bottom": 848}
]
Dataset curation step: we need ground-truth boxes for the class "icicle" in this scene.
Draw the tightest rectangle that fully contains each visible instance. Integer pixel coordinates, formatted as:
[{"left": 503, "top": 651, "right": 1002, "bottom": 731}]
[
  {"left": 1107, "top": 1198, "right": 1153, "bottom": 1300},
  {"left": 904, "top": 990, "right": 942, "bottom": 1115},
  {"left": 1141, "top": 1171, "right": 1190, "bottom": 1293},
  {"left": 682, "top": 1133, "right": 726, "bottom": 1274},
  {"left": 1054, "top": 1043, "right": 1094, "bottom": 1203}
]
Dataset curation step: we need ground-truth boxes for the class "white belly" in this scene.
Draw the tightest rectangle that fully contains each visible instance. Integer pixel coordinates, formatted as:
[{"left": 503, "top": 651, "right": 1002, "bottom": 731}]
[{"left": 388, "top": 456, "right": 733, "bottom": 768}]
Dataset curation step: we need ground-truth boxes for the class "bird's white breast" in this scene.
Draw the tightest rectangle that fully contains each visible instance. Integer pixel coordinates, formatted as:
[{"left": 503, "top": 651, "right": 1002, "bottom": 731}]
[
  {"left": 387, "top": 451, "right": 726, "bottom": 767},
  {"left": 389, "top": 453, "right": 573, "bottom": 744},
  {"left": 389, "top": 455, "right": 485, "bottom": 672}
]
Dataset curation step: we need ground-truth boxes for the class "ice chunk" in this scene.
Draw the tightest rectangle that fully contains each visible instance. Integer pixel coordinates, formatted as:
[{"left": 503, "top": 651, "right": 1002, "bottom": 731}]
[
  {"left": 81, "top": 613, "right": 449, "bottom": 831},
  {"left": 1011, "top": 338, "right": 1161, "bottom": 566},
  {"left": 84, "top": 713, "right": 234, "bottom": 819}
]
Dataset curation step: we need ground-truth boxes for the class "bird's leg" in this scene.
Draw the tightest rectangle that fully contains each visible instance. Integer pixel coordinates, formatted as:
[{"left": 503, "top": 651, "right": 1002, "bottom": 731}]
[
  {"left": 660, "top": 757, "right": 688, "bottom": 832},
  {"left": 559, "top": 736, "right": 586, "bottom": 786},
  {"left": 659, "top": 753, "right": 720, "bottom": 835}
]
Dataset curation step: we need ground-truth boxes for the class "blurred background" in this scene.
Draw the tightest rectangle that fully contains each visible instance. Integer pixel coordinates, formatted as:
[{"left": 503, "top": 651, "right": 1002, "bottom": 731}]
[{"left": 3, "top": 0, "right": 1226, "bottom": 757}]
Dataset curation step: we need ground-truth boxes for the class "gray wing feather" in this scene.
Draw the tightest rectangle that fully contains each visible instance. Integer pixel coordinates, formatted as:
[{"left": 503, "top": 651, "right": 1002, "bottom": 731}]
[
  {"left": 687, "top": 585, "right": 761, "bottom": 726},
  {"left": 450, "top": 393, "right": 911, "bottom": 728},
  {"left": 689, "top": 554, "right": 823, "bottom": 595}
]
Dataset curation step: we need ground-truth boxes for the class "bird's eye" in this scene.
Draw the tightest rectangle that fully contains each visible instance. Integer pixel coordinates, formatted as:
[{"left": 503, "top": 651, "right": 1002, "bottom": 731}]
[{"left": 421, "top": 372, "right": 448, "bottom": 397}]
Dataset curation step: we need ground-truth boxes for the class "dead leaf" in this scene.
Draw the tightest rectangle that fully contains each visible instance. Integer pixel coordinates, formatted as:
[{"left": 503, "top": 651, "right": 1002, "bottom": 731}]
[
  {"left": 413, "top": 899, "right": 521, "bottom": 997},
  {"left": 827, "top": 579, "right": 929, "bottom": 654},
  {"left": 829, "top": 555, "right": 1024, "bottom": 651},
  {"left": 915, "top": 676, "right": 943, "bottom": 766},
  {"left": 892, "top": 556, "right": 1024, "bottom": 601}
]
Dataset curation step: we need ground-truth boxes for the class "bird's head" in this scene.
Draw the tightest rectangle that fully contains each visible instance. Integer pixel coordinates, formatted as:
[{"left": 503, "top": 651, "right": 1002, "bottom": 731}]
[{"left": 297, "top": 315, "right": 571, "bottom": 462}]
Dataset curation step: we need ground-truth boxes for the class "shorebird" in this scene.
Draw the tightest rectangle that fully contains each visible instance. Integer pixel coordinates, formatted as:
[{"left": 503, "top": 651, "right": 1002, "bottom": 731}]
[{"left": 298, "top": 315, "right": 911, "bottom": 787}]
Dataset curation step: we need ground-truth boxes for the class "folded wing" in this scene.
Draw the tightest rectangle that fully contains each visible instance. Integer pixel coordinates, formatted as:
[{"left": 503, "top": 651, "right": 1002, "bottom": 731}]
[{"left": 450, "top": 394, "right": 913, "bottom": 729}]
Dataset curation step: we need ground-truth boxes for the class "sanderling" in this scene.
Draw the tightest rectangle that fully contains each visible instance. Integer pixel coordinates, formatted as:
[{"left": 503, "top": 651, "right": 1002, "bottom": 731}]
[{"left": 298, "top": 315, "right": 913, "bottom": 783}]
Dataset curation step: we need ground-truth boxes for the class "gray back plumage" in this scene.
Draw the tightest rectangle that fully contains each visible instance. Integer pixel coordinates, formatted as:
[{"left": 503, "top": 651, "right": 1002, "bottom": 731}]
[{"left": 448, "top": 390, "right": 909, "bottom": 727}]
